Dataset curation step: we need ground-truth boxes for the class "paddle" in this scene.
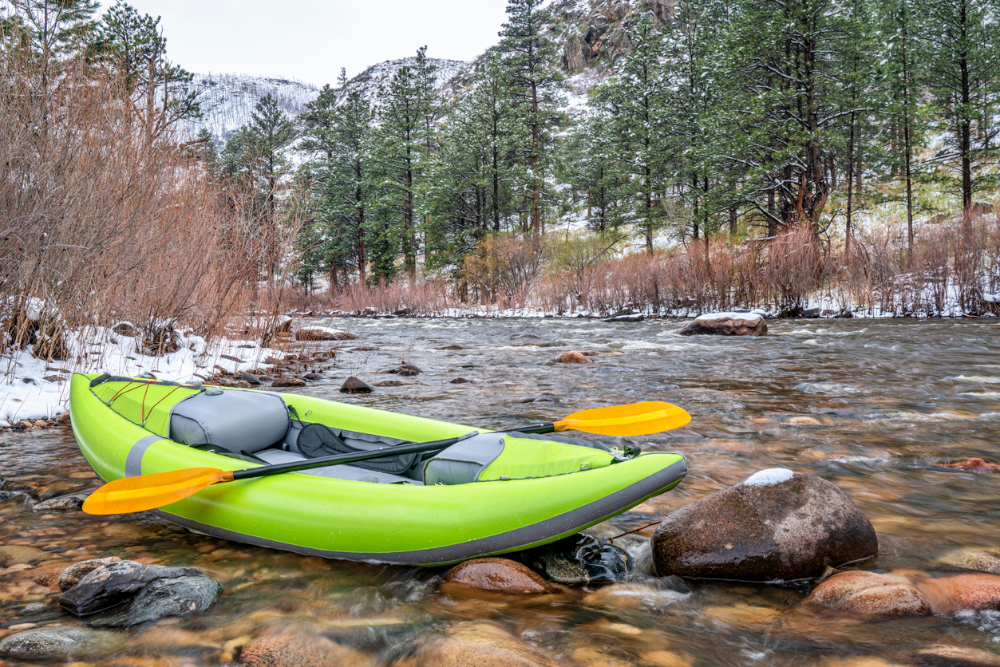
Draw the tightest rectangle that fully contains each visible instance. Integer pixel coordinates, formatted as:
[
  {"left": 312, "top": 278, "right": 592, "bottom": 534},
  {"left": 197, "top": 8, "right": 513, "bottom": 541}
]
[{"left": 82, "top": 401, "right": 691, "bottom": 515}]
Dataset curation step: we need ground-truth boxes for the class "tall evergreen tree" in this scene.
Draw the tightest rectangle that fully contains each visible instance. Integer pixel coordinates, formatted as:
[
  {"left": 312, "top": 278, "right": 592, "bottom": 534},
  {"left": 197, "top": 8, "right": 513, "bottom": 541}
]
[
  {"left": 918, "top": 0, "right": 1000, "bottom": 215},
  {"left": 499, "top": 0, "right": 565, "bottom": 236}
]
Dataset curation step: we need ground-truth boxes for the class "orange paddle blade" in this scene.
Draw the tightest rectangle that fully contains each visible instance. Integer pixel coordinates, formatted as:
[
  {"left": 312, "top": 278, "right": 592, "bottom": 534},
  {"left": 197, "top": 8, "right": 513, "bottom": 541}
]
[
  {"left": 82, "top": 467, "right": 234, "bottom": 515},
  {"left": 554, "top": 401, "right": 691, "bottom": 436}
]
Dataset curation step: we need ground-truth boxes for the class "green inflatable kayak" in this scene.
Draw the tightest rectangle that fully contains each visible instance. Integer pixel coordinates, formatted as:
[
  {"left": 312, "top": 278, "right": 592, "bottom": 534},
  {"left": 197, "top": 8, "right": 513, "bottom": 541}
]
[{"left": 69, "top": 373, "right": 686, "bottom": 565}]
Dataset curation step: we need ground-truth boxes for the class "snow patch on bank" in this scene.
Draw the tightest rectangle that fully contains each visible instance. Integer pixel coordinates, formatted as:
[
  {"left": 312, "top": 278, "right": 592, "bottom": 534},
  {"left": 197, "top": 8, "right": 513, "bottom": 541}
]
[
  {"left": 0, "top": 327, "right": 284, "bottom": 426},
  {"left": 695, "top": 312, "right": 764, "bottom": 322},
  {"left": 743, "top": 468, "right": 795, "bottom": 487}
]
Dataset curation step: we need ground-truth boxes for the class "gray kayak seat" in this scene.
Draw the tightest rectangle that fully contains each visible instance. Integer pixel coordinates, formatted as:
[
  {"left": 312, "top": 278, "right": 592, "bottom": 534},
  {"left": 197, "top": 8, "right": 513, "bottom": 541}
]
[
  {"left": 253, "top": 448, "right": 421, "bottom": 485},
  {"left": 422, "top": 433, "right": 505, "bottom": 485},
  {"left": 169, "top": 389, "right": 290, "bottom": 455}
]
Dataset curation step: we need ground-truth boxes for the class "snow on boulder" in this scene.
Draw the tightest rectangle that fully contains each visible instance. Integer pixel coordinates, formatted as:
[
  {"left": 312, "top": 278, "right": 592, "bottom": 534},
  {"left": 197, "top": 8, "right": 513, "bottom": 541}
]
[
  {"left": 651, "top": 470, "right": 877, "bottom": 582},
  {"left": 678, "top": 312, "right": 767, "bottom": 337},
  {"left": 294, "top": 326, "right": 358, "bottom": 341}
]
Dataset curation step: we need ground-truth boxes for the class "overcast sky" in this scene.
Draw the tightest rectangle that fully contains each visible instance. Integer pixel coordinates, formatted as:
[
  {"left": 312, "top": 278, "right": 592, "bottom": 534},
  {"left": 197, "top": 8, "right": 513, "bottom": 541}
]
[{"left": 103, "top": 0, "right": 510, "bottom": 86}]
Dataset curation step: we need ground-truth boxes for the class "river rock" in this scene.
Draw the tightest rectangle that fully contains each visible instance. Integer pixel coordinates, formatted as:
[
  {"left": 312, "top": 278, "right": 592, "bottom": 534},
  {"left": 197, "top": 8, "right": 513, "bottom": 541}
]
[
  {"left": 239, "top": 372, "right": 262, "bottom": 385},
  {"left": 554, "top": 351, "right": 593, "bottom": 364},
  {"left": 916, "top": 573, "right": 1000, "bottom": 614},
  {"left": 271, "top": 377, "right": 306, "bottom": 388},
  {"left": 375, "top": 380, "right": 404, "bottom": 387},
  {"left": 59, "top": 560, "right": 206, "bottom": 615},
  {"left": 937, "top": 548, "right": 1000, "bottom": 574},
  {"left": 806, "top": 570, "right": 929, "bottom": 616},
  {"left": 678, "top": 312, "right": 767, "bottom": 336},
  {"left": 941, "top": 458, "right": 1000, "bottom": 473},
  {"left": 605, "top": 312, "right": 644, "bottom": 322},
  {"left": 0, "top": 545, "right": 51, "bottom": 567},
  {"left": 582, "top": 580, "right": 691, "bottom": 611},
  {"left": 520, "top": 533, "right": 632, "bottom": 584},
  {"left": 341, "top": 376, "right": 373, "bottom": 394},
  {"left": 0, "top": 626, "right": 124, "bottom": 662},
  {"left": 913, "top": 644, "right": 1000, "bottom": 667},
  {"left": 444, "top": 557, "right": 554, "bottom": 594},
  {"left": 33, "top": 491, "right": 88, "bottom": 512},
  {"left": 89, "top": 572, "right": 222, "bottom": 628},
  {"left": 415, "top": 622, "right": 557, "bottom": 667},
  {"left": 58, "top": 557, "right": 122, "bottom": 591},
  {"left": 652, "top": 469, "right": 878, "bottom": 581},
  {"left": 239, "top": 633, "right": 368, "bottom": 667},
  {"left": 295, "top": 327, "right": 358, "bottom": 341}
]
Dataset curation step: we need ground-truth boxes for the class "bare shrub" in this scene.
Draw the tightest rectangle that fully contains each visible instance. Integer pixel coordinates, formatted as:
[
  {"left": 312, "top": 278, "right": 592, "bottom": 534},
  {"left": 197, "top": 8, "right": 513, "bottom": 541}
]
[
  {"left": 0, "top": 37, "right": 285, "bottom": 367},
  {"left": 461, "top": 235, "right": 547, "bottom": 308}
]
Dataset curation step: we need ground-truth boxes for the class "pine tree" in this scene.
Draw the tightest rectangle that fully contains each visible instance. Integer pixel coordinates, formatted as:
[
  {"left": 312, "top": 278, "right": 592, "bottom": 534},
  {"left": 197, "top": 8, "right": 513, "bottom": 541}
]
[
  {"left": 499, "top": 0, "right": 565, "bottom": 236},
  {"left": 918, "top": 0, "right": 1000, "bottom": 216},
  {"left": 97, "top": 2, "right": 200, "bottom": 143},
  {"left": 299, "top": 83, "right": 376, "bottom": 286},
  {"left": 372, "top": 47, "right": 439, "bottom": 280}
]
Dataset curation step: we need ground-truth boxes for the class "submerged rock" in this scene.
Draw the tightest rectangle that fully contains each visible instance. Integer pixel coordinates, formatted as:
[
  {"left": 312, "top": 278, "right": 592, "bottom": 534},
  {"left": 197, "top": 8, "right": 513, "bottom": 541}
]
[
  {"left": 916, "top": 573, "right": 1000, "bottom": 614},
  {"left": 239, "top": 632, "right": 368, "bottom": 667},
  {"left": 912, "top": 644, "right": 1000, "bottom": 667},
  {"left": 444, "top": 557, "right": 554, "bottom": 595},
  {"left": 58, "top": 557, "right": 122, "bottom": 592},
  {"left": 295, "top": 327, "right": 358, "bottom": 341},
  {"left": 806, "top": 570, "right": 929, "bottom": 616},
  {"left": 33, "top": 491, "right": 88, "bottom": 512},
  {"left": 272, "top": 377, "right": 306, "bottom": 388},
  {"left": 937, "top": 548, "right": 1000, "bottom": 574},
  {"left": 521, "top": 533, "right": 633, "bottom": 584},
  {"left": 652, "top": 469, "right": 877, "bottom": 582},
  {"left": 0, "top": 626, "right": 124, "bottom": 662},
  {"left": 375, "top": 380, "right": 405, "bottom": 387},
  {"left": 341, "top": 376, "right": 373, "bottom": 394},
  {"left": 0, "top": 545, "right": 51, "bottom": 567},
  {"left": 678, "top": 312, "right": 767, "bottom": 336},
  {"left": 59, "top": 560, "right": 206, "bottom": 615},
  {"left": 582, "top": 579, "right": 691, "bottom": 611},
  {"left": 941, "top": 458, "right": 1000, "bottom": 473},
  {"left": 89, "top": 572, "right": 222, "bottom": 628},
  {"left": 415, "top": 622, "right": 557, "bottom": 667},
  {"left": 554, "top": 351, "right": 593, "bottom": 364}
]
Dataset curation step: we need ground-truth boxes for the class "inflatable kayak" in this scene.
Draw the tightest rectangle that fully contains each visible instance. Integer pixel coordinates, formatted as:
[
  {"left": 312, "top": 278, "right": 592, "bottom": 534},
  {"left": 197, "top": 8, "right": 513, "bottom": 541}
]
[{"left": 69, "top": 373, "right": 687, "bottom": 565}]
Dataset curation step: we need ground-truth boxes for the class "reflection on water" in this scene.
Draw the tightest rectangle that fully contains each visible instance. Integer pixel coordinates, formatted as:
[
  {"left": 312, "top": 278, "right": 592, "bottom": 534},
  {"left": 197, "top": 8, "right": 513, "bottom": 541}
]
[{"left": 2, "top": 318, "right": 999, "bottom": 665}]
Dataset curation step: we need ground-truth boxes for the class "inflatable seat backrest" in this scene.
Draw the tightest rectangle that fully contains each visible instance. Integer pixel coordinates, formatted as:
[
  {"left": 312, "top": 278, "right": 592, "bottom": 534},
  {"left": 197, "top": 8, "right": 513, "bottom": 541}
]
[
  {"left": 422, "top": 432, "right": 616, "bottom": 485},
  {"left": 169, "top": 389, "right": 290, "bottom": 454}
]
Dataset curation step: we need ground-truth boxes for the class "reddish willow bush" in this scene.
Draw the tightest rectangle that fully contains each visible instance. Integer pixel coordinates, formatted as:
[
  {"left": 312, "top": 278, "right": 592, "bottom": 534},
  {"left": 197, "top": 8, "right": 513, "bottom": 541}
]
[
  {"left": 0, "top": 50, "right": 286, "bottom": 361},
  {"left": 303, "top": 217, "right": 1000, "bottom": 318}
]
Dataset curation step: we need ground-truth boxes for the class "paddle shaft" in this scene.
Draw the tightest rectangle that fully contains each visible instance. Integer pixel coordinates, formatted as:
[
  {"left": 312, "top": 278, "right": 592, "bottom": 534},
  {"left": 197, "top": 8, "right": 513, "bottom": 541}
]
[{"left": 229, "top": 424, "right": 557, "bottom": 481}]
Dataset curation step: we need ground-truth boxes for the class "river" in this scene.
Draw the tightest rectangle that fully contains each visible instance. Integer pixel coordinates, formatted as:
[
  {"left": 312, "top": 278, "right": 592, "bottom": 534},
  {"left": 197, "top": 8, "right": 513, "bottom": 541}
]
[{"left": 2, "top": 318, "right": 999, "bottom": 665}]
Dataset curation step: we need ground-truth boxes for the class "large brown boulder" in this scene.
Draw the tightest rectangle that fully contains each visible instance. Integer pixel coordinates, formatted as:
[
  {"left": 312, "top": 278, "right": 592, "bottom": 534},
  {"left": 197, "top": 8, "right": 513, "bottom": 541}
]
[
  {"left": 806, "top": 570, "right": 929, "bottom": 616},
  {"left": 679, "top": 312, "right": 767, "bottom": 336},
  {"left": 444, "top": 558, "right": 554, "bottom": 595},
  {"left": 652, "top": 469, "right": 877, "bottom": 582},
  {"left": 554, "top": 351, "right": 593, "bottom": 364}
]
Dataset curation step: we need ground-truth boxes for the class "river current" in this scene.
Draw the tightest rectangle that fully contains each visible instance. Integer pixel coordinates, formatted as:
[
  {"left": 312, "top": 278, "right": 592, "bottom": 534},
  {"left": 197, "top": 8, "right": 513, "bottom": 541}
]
[{"left": 2, "top": 318, "right": 999, "bottom": 665}]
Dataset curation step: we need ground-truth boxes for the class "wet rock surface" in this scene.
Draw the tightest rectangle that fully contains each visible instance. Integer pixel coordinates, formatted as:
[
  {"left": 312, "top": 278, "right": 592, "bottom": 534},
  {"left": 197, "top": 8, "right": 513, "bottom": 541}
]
[
  {"left": 89, "top": 571, "right": 222, "bottom": 627},
  {"left": 59, "top": 560, "right": 214, "bottom": 616},
  {"left": 942, "top": 458, "right": 1000, "bottom": 472},
  {"left": 678, "top": 313, "right": 768, "bottom": 336},
  {"left": 0, "top": 626, "right": 124, "bottom": 661},
  {"left": 520, "top": 533, "right": 633, "bottom": 584},
  {"left": 806, "top": 570, "right": 929, "bottom": 616},
  {"left": 271, "top": 376, "right": 306, "bottom": 388},
  {"left": 294, "top": 327, "right": 358, "bottom": 341},
  {"left": 57, "top": 556, "right": 122, "bottom": 591},
  {"left": 444, "top": 558, "right": 555, "bottom": 594},
  {"left": 916, "top": 573, "right": 1000, "bottom": 614},
  {"left": 652, "top": 469, "right": 877, "bottom": 581},
  {"left": 415, "top": 622, "right": 557, "bottom": 667},
  {"left": 554, "top": 350, "right": 594, "bottom": 363},
  {"left": 239, "top": 632, "right": 368, "bottom": 667},
  {"left": 340, "top": 376, "right": 373, "bottom": 393}
]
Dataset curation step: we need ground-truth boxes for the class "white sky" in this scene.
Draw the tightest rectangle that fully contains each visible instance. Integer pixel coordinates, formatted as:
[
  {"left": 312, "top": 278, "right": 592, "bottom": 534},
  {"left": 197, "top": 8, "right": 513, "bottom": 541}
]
[{"left": 101, "top": 0, "right": 510, "bottom": 86}]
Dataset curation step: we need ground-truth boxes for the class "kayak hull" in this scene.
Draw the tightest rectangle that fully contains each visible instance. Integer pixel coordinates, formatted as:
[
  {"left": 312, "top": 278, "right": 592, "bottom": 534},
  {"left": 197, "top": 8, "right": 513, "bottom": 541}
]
[{"left": 69, "top": 373, "right": 686, "bottom": 565}]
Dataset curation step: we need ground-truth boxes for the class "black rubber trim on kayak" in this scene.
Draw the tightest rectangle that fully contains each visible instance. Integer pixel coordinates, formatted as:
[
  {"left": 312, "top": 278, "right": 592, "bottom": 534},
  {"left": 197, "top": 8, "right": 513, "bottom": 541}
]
[
  {"left": 153, "top": 457, "right": 687, "bottom": 566},
  {"left": 125, "top": 435, "right": 167, "bottom": 477}
]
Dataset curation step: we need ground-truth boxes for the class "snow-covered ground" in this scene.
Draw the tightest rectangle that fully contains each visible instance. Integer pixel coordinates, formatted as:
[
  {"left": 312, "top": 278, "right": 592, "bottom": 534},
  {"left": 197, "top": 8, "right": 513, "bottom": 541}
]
[{"left": 0, "top": 327, "right": 284, "bottom": 427}]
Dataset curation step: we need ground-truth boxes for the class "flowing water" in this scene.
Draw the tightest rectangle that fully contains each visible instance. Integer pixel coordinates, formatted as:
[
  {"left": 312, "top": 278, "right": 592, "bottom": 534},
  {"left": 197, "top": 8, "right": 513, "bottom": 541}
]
[{"left": 1, "top": 318, "right": 999, "bottom": 666}]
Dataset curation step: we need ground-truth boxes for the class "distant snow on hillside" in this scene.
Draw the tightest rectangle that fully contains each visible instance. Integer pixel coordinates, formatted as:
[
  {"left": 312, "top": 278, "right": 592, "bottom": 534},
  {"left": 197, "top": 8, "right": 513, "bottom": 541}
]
[
  {"left": 182, "top": 73, "right": 320, "bottom": 147},
  {"left": 184, "top": 59, "right": 472, "bottom": 149}
]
